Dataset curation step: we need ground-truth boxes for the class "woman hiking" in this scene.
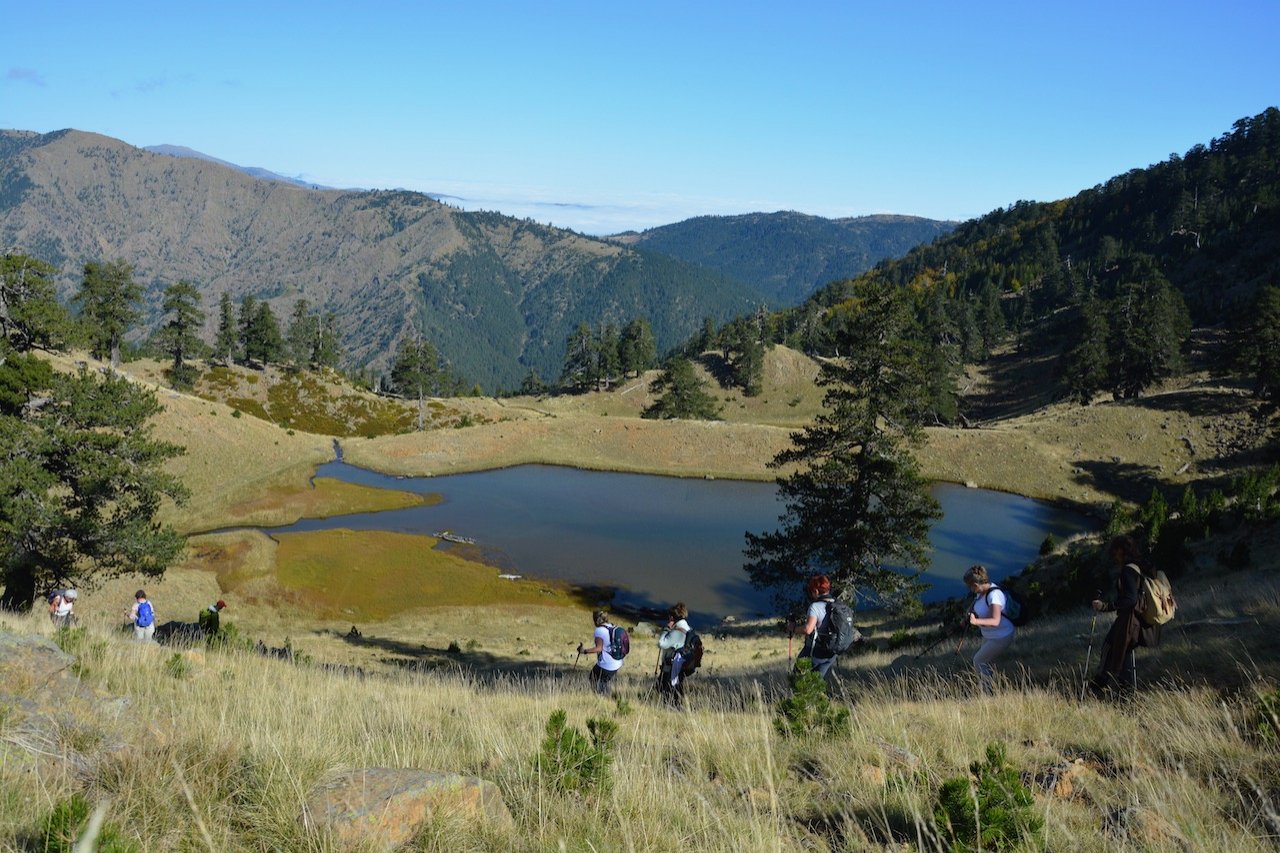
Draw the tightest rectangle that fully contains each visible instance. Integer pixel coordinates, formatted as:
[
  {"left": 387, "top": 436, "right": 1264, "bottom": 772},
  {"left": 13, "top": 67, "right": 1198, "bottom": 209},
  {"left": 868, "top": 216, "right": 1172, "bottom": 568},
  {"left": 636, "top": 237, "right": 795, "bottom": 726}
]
[
  {"left": 965, "top": 565, "right": 1016, "bottom": 696},
  {"left": 577, "top": 610, "right": 624, "bottom": 696},
  {"left": 1089, "top": 535, "right": 1161, "bottom": 698},
  {"left": 656, "top": 602, "right": 692, "bottom": 702}
]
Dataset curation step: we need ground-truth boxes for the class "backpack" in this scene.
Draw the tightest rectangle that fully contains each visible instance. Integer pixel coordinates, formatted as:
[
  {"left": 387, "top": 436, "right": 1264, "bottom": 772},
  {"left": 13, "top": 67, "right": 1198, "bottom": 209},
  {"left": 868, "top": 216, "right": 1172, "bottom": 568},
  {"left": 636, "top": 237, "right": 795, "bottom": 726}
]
[
  {"left": 679, "top": 630, "right": 704, "bottom": 675},
  {"left": 986, "top": 585, "right": 1028, "bottom": 627},
  {"left": 136, "top": 600, "right": 155, "bottom": 628},
  {"left": 1135, "top": 566, "right": 1176, "bottom": 626},
  {"left": 46, "top": 589, "right": 68, "bottom": 604},
  {"left": 606, "top": 624, "right": 629, "bottom": 659},
  {"left": 815, "top": 598, "right": 860, "bottom": 656}
]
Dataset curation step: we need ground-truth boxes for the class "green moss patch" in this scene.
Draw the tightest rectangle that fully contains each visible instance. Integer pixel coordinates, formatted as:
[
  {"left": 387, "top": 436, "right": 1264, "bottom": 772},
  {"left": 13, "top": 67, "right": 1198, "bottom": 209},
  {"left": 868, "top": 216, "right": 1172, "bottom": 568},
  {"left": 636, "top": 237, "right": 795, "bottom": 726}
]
[
  {"left": 273, "top": 529, "right": 572, "bottom": 619},
  {"left": 224, "top": 477, "right": 436, "bottom": 527}
]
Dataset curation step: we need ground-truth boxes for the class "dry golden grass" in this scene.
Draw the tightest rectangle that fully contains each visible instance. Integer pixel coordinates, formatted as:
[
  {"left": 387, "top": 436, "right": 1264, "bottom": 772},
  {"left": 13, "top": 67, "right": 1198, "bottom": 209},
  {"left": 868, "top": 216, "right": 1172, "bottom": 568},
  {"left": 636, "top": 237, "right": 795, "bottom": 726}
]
[{"left": 5, "top": 549, "right": 1280, "bottom": 851}]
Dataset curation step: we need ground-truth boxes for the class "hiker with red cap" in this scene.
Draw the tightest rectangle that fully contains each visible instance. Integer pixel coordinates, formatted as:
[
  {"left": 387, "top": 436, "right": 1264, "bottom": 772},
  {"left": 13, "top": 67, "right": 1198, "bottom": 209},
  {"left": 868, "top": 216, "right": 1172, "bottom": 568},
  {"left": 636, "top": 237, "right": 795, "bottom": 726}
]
[{"left": 198, "top": 599, "right": 228, "bottom": 637}]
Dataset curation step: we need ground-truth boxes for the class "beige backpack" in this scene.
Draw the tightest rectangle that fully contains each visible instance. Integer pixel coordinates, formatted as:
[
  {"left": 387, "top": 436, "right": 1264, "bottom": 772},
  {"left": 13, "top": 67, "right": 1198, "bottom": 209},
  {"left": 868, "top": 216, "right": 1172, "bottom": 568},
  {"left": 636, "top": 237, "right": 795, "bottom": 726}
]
[{"left": 1131, "top": 564, "right": 1176, "bottom": 626}]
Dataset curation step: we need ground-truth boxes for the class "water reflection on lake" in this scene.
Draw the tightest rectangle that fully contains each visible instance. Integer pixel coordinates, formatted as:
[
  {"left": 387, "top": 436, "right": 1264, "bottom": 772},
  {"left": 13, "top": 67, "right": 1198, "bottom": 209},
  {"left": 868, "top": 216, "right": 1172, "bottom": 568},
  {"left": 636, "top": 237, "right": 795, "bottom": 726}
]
[{"left": 273, "top": 462, "right": 1095, "bottom": 623}]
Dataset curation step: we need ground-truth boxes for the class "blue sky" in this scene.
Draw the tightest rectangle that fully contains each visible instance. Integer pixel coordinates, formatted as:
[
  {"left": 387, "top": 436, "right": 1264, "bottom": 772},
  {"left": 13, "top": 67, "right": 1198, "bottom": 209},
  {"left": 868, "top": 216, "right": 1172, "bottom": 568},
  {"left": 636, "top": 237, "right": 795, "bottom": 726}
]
[{"left": 4, "top": 1, "right": 1277, "bottom": 235}]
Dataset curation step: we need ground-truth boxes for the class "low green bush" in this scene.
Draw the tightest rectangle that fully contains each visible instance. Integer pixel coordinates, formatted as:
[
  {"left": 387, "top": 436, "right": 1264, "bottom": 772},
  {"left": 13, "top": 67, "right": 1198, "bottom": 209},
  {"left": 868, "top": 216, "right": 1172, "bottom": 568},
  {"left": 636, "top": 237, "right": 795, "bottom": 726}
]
[
  {"left": 775, "top": 658, "right": 850, "bottom": 738},
  {"left": 933, "top": 742, "right": 1043, "bottom": 851},
  {"left": 535, "top": 709, "right": 617, "bottom": 794}
]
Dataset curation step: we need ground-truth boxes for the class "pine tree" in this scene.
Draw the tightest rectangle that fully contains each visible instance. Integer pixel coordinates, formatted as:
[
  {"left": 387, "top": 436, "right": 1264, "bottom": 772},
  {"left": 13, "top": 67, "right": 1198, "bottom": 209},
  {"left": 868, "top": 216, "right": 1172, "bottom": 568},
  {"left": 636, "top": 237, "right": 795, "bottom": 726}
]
[
  {"left": 745, "top": 281, "right": 942, "bottom": 610},
  {"left": 73, "top": 259, "right": 141, "bottom": 368},
  {"left": 1241, "top": 285, "right": 1280, "bottom": 399},
  {"left": 391, "top": 336, "right": 440, "bottom": 431},
  {"left": 618, "top": 317, "right": 657, "bottom": 377},
  {"left": 286, "top": 298, "right": 317, "bottom": 367},
  {"left": 596, "top": 322, "right": 621, "bottom": 390},
  {"left": 1064, "top": 289, "right": 1111, "bottom": 405},
  {"left": 236, "top": 295, "right": 259, "bottom": 365},
  {"left": 642, "top": 357, "right": 721, "bottom": 420},
  {"left": 213, "top": 292, "right": 239, "bottom": 364},
  {"left": 156, "top": 281, "right": 204, "bottom": 388},
  {"left": 1, "top": 253, "right": 187, "bottom": 609},
  {"left": 0, "top": 254, "right": 72, "bottom": 353},
  {"left": 560, "top": 323, "right": 598, "bottom": 392},
  {"left": 242, "top": 299, "right": 284, "bottom": 366},
  {"left": 1107, "top": 256, "right": 1190, "bottom": 399},
  {"left": 313, "top": 312, "right": 343, "bottom": 369}
]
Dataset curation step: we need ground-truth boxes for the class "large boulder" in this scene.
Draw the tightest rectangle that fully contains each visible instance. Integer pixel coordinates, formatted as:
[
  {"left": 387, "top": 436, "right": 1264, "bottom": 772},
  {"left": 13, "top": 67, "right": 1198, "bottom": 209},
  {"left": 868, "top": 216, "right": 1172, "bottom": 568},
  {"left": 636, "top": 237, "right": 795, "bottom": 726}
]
[
  {"left": 302, "top": 767, "right": 513, "bottom": 850},
  {"left": 0, "top": 629, "right": 129, "bottom": 776}
]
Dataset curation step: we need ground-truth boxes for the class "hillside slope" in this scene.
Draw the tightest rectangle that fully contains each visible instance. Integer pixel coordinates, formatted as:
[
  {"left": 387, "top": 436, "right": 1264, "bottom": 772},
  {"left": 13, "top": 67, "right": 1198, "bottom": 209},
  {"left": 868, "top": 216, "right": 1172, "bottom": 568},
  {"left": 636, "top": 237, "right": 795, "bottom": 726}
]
[
  {"left": 0, "top": 129, "right": 757, "bottom": 390},
  {"left": 614, "top": 210, "right": 956, "bottom": 305}
]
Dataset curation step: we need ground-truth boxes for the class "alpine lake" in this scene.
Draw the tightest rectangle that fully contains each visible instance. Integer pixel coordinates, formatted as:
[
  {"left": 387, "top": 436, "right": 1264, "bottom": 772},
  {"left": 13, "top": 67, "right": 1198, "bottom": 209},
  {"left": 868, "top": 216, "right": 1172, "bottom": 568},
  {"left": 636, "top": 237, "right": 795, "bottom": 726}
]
[{"left": 261, "top": 454, "right": 1097, "bottom": 626}]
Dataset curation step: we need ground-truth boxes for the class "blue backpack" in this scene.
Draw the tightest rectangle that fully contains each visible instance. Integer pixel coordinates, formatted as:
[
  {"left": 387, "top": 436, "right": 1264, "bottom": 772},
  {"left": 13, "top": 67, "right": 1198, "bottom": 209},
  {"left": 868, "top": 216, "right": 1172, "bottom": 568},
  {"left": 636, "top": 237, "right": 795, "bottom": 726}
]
[
  {"left": 986, "top": 585, "right": 1026, "bottom": 627},
  {"left": 136, "top": 600, "right": 154, "bottom": 628}
]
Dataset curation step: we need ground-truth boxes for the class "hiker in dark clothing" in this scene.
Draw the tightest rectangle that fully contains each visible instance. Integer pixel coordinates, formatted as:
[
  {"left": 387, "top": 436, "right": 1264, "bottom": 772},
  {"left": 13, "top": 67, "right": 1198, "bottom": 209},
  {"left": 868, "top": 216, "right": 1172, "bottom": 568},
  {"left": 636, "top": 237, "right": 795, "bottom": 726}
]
[
  {"left": 791, "top": 574, "right": 839, "bottom": 684},
  {"left": 1089, "top": 535, "right": 1161, "bottom": 697}
]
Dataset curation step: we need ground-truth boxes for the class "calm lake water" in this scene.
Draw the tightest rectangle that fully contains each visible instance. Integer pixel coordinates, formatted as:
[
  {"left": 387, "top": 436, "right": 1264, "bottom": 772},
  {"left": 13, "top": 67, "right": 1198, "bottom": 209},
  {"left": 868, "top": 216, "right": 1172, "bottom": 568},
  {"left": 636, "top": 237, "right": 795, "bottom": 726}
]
[{"left": 270, "top": 459, "right": 1096, "bottom": 624}]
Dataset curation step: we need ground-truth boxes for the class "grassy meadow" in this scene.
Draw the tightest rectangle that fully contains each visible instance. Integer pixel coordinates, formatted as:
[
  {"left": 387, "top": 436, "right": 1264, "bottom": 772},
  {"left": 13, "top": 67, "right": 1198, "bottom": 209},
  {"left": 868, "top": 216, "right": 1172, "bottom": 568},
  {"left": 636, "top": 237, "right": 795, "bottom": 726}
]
[
  {"left": 5, "top": 537, "right": 1280, "bottom": 851},
  {"left": 5, "top": 347, "right": 1280, "bottom": 849}
]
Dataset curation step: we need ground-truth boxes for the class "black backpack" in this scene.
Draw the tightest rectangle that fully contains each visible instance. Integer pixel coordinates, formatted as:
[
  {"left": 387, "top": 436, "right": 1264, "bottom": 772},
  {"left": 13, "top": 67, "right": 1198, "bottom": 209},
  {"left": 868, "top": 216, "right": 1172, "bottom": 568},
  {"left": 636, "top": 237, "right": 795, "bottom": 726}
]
[
  {"left": 815, "top": 598, "right": 860, "bottom": 656},
  {"left": 679, "top": 630, "right": 704, "bottom": 675}
]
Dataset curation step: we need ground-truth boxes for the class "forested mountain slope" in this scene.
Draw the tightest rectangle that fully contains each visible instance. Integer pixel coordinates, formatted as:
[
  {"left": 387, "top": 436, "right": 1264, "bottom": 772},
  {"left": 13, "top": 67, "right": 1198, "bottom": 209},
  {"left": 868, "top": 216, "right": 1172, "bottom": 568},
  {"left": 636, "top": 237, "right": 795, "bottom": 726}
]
[
  {"left": 768, "top": 108, "right": 1280, "bottom": 411},
  {"left": 798, "top": 108, "right": 1280, "bottom": 330},
  {"left": 0, "top": 129, "right": 757, "bottom": 390},
  {"left": 613, "top": 210, "right": 955, "bottom": 305}
]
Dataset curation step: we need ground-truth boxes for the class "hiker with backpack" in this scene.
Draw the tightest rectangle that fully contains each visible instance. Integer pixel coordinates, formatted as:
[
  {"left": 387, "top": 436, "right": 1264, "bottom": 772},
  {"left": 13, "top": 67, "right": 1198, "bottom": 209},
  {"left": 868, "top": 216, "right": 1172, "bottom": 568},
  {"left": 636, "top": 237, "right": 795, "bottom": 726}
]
[
  {"left": 198, "top": 599, "right": 227, "bottom": 636},
  {"left": 657, "top": 602, "right": 703, "bottom": 702},
  {"left": 965, "top": 565, "right": 1017, "bottom": 696},
  {"left": 1088, "top": 535, "right": 1165, "bottom": 698},
  {"left": 577, "top": 610, "right": 626, "bottom": 696},
  {"left": 127, "top": 589, "right": 156, "bottom": 642},
  {"left": 791, "top": 574, "right": 858, "bottom": 686},
  {"left": 47, "top": 589, "right": 77, "bottom": 629}
]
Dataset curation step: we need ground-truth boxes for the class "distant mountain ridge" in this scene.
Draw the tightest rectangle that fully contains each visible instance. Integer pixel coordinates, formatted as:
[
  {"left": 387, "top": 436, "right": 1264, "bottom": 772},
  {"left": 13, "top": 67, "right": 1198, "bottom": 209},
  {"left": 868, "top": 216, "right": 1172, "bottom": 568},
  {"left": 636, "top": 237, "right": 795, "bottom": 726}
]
[
  {"left": 612, "top": 211, "right": 956, "bottom": 305},
  {"left": 0, "top": 128, "right": 761, "bottom": 390},
  {"left": 143, "top": 144, "right": 334, "bottom": 190}
]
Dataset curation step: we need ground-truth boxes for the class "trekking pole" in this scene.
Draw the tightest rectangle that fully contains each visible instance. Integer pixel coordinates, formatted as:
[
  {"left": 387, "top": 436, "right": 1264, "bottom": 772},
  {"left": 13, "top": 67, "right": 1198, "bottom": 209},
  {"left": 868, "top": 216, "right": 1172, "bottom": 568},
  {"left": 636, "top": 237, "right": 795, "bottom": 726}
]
[
  {"left": 912, "top": 622, "right": 962, "bottom": 660},
  {"left": 573, "top": 649, "right": 582, "bottom": 670},
  {"left": 1080, "top": 609, "right": 1099, "bottom": 701}
]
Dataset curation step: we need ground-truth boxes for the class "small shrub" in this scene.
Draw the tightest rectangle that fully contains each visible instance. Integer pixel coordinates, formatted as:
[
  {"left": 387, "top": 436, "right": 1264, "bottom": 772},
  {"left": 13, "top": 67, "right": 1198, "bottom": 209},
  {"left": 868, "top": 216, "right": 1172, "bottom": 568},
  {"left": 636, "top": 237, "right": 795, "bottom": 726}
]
[
  {"left": 38, "top": 794, "right": 138, "bottom": 853},
  {"left": 1251, "top": 689, "right": 1280, "bottom": 743},
  {"left": 164, "top": 652, "right": 191, "bottom": 679},
  {"left": 54, "top": 627, "right": 108, "bottom": 677},
  {"left": 207, "top": 621, "right": 256, "bottom": 654},
  {"left": 535, "top": 709, "right": 617, "bottom": 793},
  {"left": 887, "top": 628, "right": 914, "bottom": 651},
  {"left": 775, "top": 658, "right": 850, "bottom": 738},
  {"left": 933, "top": 742, "right": 1043, "bottom": 851},
  {"left": 231, "top": 409, "right": 242, "bottom": 418},
  {"left": 447, "top": 641, "right": 462, "bottom": 655},
  {"left": 1039, "top": 533, "right": 1057, "bottom": 556}
]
